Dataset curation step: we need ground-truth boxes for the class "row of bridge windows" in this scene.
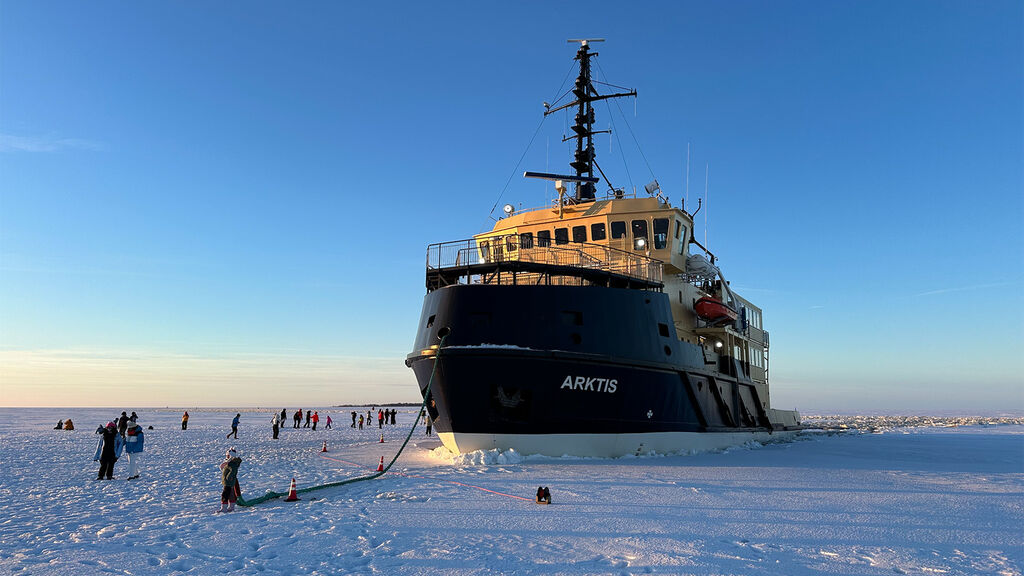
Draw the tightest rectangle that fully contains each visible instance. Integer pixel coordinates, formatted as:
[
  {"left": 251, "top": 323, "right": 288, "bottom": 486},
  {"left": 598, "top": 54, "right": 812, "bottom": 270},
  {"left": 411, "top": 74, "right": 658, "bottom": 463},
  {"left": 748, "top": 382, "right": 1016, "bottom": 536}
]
[{"left": 517, "top": 217, "right": 684, "bottom": 252}]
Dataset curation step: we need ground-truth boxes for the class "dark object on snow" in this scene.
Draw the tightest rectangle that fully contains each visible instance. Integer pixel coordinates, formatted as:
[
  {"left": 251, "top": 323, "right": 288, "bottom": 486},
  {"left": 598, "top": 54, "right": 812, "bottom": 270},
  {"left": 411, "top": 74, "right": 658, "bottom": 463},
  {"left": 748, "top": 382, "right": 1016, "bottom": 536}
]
[
  {"left": 148, "top": 426, "right": 154, "bottom": 430},
  {"left": 535, "top": 486, "right": 551, "bottom": 505}
]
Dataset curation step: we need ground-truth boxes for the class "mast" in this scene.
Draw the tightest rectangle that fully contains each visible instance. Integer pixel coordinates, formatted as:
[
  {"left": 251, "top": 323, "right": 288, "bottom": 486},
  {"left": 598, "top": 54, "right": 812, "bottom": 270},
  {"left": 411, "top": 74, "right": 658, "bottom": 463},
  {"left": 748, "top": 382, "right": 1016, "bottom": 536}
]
[{"left": 541, "top": 39, "right": 636, "bottom": 203}]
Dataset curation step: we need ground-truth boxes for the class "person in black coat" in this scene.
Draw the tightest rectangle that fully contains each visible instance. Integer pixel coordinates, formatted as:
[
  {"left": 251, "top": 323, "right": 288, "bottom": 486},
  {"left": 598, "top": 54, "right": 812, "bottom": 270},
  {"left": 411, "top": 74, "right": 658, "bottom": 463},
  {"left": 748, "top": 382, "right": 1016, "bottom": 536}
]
[
  {"left": 117, "top": 412, "right": 129, "bottom": 437},
  {"left": 93, "top": 423, "right": 124, "bottom": 480}
]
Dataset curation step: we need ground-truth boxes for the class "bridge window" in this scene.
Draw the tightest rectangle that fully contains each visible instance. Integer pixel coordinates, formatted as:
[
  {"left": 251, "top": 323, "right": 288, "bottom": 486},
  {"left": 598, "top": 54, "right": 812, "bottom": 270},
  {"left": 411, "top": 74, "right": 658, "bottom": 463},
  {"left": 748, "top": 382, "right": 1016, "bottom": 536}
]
[
  {"left": 631, "top": 219, "right": 648, "bottom": 239},
  {"left": 506, "top": 236, "right": 517, "bottom": 252},
  {"left": 611, "top": 221, "right": 626, "bottom": 239},
  {"left": 572, "top": 226, "right": 586, "bottom": 243},
  {"left": 678, "top": 223, "right": 687, "bottom": 254},
  {"left": 653, "top": 218, "right": 669, "bottom": 249},
  {"left": 631, "top": 219, "right": 648, "bottom": 251},
  {"left": 537, "top": 230, "right": 551, "bottom": 247},
  {"left": 520, "top": 232, "right": 533, "bottom": 249},
  {"left": 591, "top": 222, "right": 606, "bottom": 241},
  {"left": 555, "top": 227, "right": 569, "bottom": 245}
]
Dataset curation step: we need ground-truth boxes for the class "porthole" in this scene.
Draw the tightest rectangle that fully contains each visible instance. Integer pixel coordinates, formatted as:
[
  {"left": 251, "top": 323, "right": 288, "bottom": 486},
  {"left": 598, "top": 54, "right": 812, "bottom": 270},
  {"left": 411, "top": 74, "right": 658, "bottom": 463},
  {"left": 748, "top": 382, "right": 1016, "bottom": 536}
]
[
  {"left": 664, "top": 346, "right": 672, "bottom": 356},
  {"left": 570, "top": 333, "right": 582, "bottom": 345}
]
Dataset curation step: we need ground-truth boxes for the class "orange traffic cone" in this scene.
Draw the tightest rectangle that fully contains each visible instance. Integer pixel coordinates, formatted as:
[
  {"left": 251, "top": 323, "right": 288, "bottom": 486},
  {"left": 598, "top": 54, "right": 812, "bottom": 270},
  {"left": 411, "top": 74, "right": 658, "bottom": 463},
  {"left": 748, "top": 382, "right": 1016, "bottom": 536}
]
[
  {"left": 321, "top": 440, "right": 327, "bottom": 452},
  {"left": 284, "top": 478, "right": 300, "bottom": 502},
  {"left": 376, "top": 456, "right": 384, "bottom": 472},
  {"left": 379, "top": 433, "right": 384, "bottom": 443}
]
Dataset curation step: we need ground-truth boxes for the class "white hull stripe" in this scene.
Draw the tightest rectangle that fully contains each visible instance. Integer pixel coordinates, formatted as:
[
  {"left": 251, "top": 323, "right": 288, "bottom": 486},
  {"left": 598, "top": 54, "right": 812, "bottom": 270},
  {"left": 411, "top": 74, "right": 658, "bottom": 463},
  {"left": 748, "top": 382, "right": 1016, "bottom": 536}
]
[{"left": 437, "top": 430, "right": 798, "bottom": 458}]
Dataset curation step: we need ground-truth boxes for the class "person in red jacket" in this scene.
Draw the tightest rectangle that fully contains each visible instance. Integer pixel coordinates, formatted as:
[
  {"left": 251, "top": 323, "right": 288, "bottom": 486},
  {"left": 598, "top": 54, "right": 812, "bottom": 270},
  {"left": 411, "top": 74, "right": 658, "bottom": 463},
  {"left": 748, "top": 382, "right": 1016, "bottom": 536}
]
[{"left": 311, "top": 411, "right": 319, "bottom": 431}]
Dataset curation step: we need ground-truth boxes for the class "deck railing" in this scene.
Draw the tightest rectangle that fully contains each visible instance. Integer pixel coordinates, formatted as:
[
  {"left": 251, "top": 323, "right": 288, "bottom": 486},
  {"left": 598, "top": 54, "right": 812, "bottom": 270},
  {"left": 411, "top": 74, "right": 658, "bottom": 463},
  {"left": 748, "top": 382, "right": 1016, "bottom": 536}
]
[{"left": 425, "top": 235, "right": 663, "bottom": 287}]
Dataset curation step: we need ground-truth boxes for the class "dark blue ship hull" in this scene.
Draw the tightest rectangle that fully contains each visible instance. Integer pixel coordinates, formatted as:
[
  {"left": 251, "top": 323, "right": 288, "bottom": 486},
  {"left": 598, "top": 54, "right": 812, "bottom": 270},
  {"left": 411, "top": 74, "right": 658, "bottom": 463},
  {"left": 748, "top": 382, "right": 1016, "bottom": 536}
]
[{"left": 406, "top": 284, "right": 798, "bottom": 456}]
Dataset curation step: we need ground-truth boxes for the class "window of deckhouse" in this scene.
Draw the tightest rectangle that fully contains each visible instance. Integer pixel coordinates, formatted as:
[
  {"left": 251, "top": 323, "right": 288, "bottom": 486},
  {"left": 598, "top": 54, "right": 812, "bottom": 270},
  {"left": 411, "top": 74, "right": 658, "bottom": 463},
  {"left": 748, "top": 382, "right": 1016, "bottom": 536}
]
[
  {"left": 611, "top": 221, "right": 627, "bottom": 239},
  {"left": 678, "top": 224, "right": 688, "bottom": 254},
  {"left": 520, "top": 232, "right": 533, "bottom": 249},
  {"left": 572, "top": 226, "right": 586, "bottom": 243},
  {"left": 555, "top": 227, "right": 569, "bottom": 245},
  {"left": 631, "top": 219, "right": 648, "bottom": 240},
  {"left": 591, "top": 223, "right": 606, "bottom": 241},
  {"left": 653, "top": 218, "right": 669, "bottom": 249},
  {"left": 538, "top": 230, "right": 551, "bottom": 247}
]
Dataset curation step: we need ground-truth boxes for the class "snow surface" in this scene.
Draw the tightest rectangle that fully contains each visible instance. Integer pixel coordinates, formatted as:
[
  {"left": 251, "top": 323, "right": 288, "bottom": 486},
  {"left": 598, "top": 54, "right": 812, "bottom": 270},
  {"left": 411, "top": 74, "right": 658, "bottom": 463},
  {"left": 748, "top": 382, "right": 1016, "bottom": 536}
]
[{"left": 1, "top": 408, "right": 1021, "bottom": 575}]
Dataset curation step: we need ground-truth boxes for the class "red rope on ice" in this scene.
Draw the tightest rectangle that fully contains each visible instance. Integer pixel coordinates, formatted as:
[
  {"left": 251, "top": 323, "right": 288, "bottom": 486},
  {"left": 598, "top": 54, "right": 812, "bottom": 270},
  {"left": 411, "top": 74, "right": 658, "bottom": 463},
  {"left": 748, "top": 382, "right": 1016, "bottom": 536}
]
[{"left": 319, "top": 453, "right": 533, "bottom": 502}]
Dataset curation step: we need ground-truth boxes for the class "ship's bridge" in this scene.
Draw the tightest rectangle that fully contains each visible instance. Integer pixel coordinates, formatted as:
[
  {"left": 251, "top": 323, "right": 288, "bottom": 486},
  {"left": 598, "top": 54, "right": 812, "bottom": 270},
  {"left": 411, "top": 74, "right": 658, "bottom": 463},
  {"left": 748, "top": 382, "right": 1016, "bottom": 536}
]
[{"left": 478, "top": 196, "right": 694, "bottom": 275}]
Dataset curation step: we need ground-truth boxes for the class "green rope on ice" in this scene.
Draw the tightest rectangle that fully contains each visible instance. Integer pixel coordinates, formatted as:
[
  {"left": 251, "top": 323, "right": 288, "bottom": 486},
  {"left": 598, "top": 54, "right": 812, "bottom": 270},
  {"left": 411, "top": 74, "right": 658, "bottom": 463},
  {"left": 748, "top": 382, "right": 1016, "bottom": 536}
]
[{"left": 237, "top": 336, "right": 446, "bottom": 507}]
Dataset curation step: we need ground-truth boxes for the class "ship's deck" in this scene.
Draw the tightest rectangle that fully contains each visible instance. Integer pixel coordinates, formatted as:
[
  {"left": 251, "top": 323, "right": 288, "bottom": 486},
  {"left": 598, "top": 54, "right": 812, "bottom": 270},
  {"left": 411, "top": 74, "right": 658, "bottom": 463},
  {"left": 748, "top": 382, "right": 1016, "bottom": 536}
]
[{"left": 424, "top": 237, "right": 663, "bottom": 292}]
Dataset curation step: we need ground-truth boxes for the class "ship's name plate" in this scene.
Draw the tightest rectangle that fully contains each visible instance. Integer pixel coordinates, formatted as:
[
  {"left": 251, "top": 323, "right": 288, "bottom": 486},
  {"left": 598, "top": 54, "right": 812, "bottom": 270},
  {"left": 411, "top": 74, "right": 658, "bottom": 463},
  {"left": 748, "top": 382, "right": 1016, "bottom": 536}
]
[{"left": 560, "top": 375, "right": 618, "bottom": 393}]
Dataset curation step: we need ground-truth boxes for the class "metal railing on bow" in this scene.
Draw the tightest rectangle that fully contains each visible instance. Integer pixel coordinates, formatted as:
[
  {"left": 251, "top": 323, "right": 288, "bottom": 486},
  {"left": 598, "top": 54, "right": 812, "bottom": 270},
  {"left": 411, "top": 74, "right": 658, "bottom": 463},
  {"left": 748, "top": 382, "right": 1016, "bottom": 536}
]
[{"left": 424, "top": 236, "right": 663, "bottom": 292}]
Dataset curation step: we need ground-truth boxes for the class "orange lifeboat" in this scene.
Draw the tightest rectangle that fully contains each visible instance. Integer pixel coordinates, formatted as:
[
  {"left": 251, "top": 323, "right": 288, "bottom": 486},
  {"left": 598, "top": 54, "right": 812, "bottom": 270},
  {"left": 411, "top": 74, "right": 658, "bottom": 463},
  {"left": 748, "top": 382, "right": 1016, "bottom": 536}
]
[{"left": 694, "top": 297, "right": 737, "bottom": 323}]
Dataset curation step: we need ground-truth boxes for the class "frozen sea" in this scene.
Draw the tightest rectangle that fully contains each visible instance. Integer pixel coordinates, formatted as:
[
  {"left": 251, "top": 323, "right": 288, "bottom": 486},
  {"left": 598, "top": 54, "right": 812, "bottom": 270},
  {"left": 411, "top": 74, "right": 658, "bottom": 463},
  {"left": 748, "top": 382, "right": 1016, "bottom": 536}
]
[{"left": 0, "top": 408, "right": 1021, "bottom": 575}]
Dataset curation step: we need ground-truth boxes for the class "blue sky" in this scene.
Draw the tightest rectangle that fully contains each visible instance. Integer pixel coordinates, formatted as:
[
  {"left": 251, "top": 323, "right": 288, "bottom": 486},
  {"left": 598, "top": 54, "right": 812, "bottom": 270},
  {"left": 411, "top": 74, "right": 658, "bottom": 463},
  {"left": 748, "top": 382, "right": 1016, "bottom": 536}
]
[{"left": 1, "top": 1, "right": 1021, "bottom": 411}]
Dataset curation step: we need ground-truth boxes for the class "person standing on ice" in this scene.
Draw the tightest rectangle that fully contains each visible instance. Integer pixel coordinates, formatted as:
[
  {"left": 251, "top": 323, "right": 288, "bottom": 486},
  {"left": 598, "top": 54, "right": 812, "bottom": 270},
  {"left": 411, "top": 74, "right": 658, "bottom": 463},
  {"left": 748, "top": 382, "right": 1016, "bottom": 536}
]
[
  {"left": 425, "top": 414, "right": 432, "bottom": 436},
  {"left": 304, "top": 410, "right": 311, "bottom": 428},
  {"left": 227, "top": 413, "right": 240, "bottom": 439},
  {"left": 280, "top": 408, "right": 286, "bottom": 426},
  {"left": 358, "top": 414, "right": 364, "bottom": 429},
  {"left": 181, "top": 411, "right": 189, "bottom": 430},
  {"left": 351, "top": 411, "right": 356, "bottom": 427},
  {"left": 325, "top": 414, "right": 332, "bottom": 430},
  {"left": 129, "top": 411, "right": 138, "bottom": 423},
  {"left": 219, "top": 448, "right": 242, "bottom": 512},
  {"left": 124, "top": 420, "right": 145, "bottom": 480},
  {"left": 94, "top": 422, "right": 124, "bottom": 480},
  {"left": 311, "top": 411, "right": 319, "bottom": 431},
  {"left": 117, "top": 412, "right": 129, "bottom": 438},
  {"left": 293, "top": 409, "right": 301, "bottom": 429},
  {"left": 377, "top": 409, "right": 383, "bottom": 429},
  {"left": 271, "top": 413, "right": 280, "bottom": 439}
]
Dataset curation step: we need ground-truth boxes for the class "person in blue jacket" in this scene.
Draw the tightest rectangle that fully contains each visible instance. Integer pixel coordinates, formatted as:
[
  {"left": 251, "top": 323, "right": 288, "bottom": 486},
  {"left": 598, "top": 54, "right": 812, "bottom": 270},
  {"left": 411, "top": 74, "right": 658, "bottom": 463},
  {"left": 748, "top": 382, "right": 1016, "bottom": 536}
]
[
  {"left": 226, "top": 413, "right": 240, "bottom": 439},
  {"left": 93, "top": 422, "right": 124, "bottom": 480},
  {"left": 124, "top": 420, "right": 145, "bottom": 480}
]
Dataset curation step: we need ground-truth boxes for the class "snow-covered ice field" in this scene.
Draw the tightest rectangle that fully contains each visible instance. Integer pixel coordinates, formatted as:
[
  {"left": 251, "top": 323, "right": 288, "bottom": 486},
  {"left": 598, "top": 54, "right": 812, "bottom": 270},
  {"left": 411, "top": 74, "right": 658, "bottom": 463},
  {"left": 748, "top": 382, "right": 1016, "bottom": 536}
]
[{"left": 1, "top": 408, "right": 1021, "bottom": 575}]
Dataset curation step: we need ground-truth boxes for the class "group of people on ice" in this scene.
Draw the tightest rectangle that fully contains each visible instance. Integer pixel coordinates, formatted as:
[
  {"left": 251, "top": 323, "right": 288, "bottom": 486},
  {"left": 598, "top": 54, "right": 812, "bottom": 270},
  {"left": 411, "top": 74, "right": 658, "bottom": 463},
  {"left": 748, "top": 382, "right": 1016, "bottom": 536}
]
[
  {"left": 350, "top": 408, "right": 399, "bottom": 430},
  {"left": 93, "top": 411, "right": 146, "bottom": 480}
]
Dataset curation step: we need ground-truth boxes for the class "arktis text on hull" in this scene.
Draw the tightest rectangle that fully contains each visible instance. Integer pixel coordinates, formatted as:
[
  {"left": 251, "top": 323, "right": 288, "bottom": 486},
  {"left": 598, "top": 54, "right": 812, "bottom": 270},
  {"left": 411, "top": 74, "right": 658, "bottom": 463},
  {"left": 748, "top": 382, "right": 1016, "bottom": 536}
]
[{"left": 406, "top": 40, "right": 802, "bottom": 458}]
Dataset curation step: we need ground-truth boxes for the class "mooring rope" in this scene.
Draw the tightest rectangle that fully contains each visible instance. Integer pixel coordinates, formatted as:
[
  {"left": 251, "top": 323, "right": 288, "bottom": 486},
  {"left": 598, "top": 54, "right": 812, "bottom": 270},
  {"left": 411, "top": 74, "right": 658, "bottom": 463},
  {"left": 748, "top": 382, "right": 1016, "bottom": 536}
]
[
  {"left": 319, "top": 453, "right": 533, "bottom": 502},
  {"left": 237, "top": 336, "right": 446, "bottom": 507}
]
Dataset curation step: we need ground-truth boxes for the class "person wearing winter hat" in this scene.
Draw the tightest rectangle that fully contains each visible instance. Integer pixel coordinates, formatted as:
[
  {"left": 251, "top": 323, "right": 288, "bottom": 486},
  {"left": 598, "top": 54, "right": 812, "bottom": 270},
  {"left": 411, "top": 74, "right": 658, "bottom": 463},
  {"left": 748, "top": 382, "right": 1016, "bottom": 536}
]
[
  {"left": 218, "top": 448, "right": 242, "bottom": 512},
  {"left": 93, "top": 422, "right": 124, "bottom": 480},
  {"left": 124, "top": 421, "right": 145, "bottom": 480}
]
